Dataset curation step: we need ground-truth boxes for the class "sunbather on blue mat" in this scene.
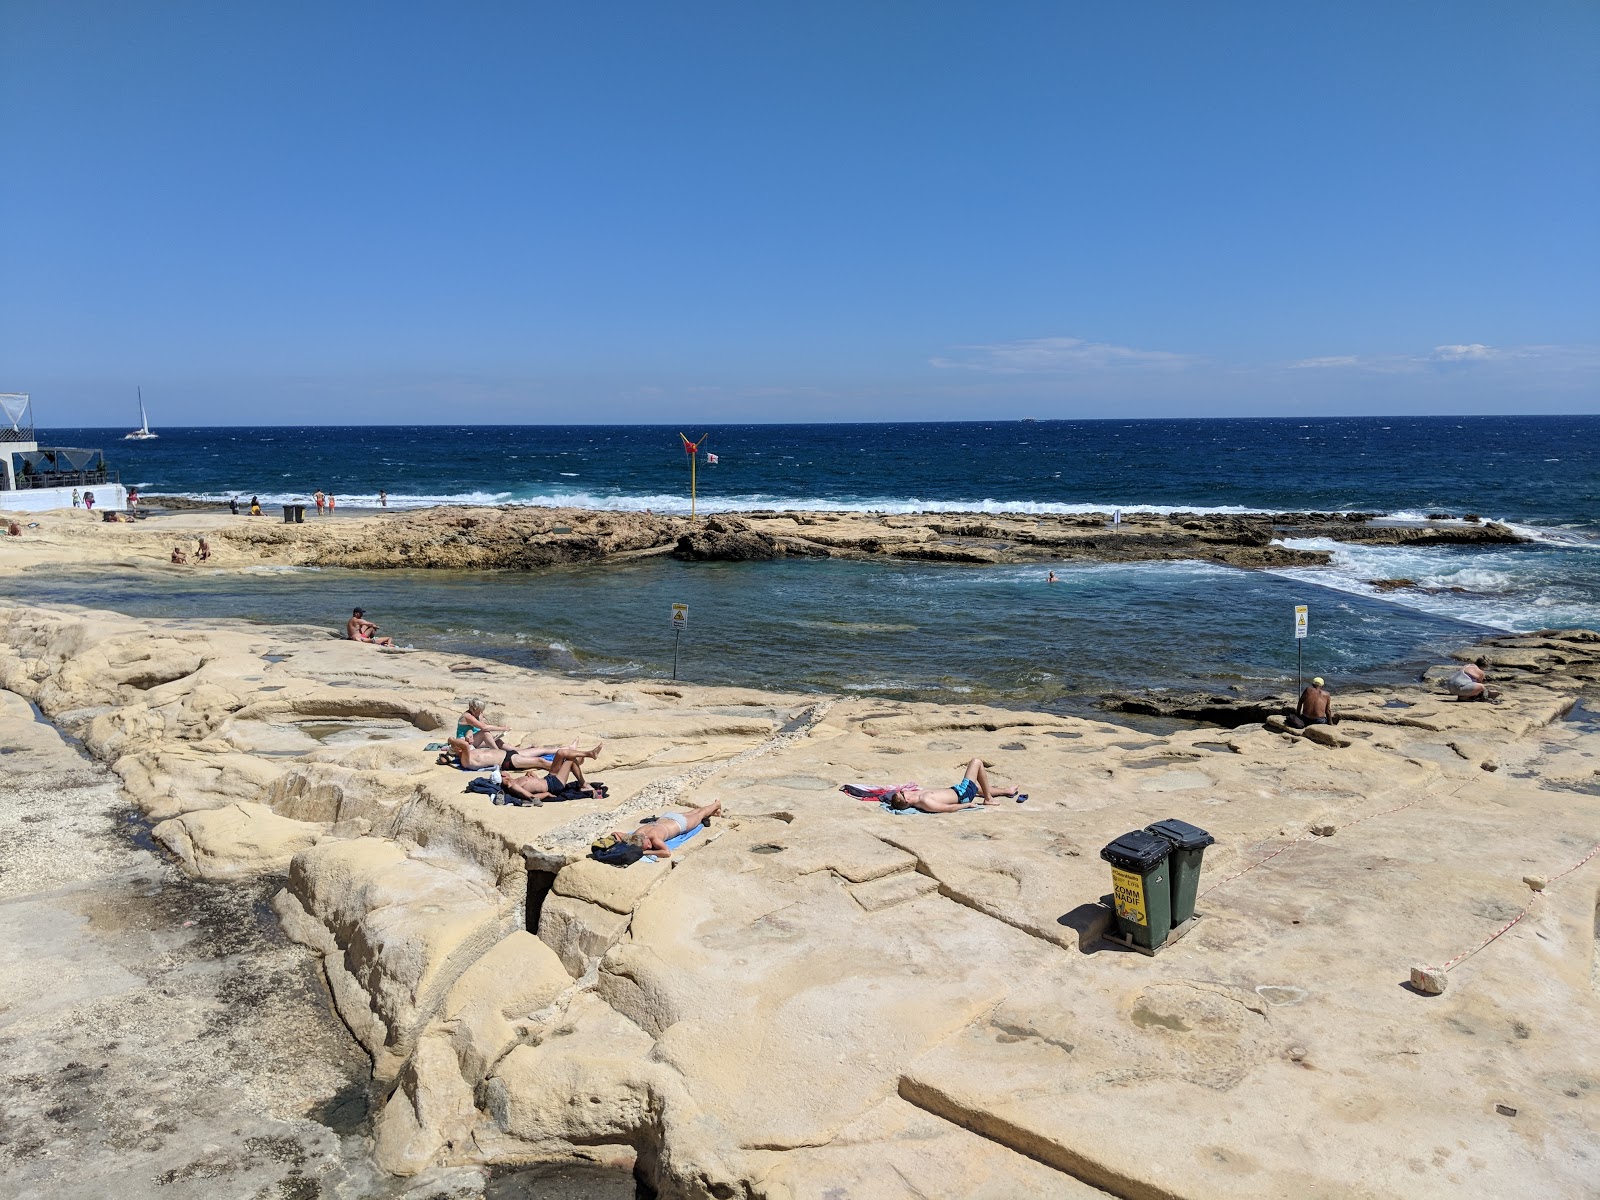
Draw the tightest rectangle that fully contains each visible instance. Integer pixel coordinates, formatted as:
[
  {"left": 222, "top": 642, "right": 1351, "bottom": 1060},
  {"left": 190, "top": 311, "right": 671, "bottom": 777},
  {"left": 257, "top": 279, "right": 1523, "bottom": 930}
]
[
  {"left": 615, "top": 799, "right": 721, "bottom": 859},
  {"left": 879, "top": 757, "right": 1022, "bottom": 812}
]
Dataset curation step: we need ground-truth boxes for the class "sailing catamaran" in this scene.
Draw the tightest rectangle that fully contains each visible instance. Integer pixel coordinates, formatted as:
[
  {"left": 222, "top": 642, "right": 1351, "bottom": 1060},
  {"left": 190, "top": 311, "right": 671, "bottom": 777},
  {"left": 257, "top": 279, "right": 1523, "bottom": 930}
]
[{"left": 125, "top": 388, "right": 157, "bottom": 440}]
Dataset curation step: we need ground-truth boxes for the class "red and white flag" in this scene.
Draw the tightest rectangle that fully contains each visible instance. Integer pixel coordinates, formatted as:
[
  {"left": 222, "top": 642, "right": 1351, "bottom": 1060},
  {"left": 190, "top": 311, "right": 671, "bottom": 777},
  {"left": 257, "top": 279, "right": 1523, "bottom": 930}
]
[{"left": 705, "top": 452, "right": 719, "bottom": 464}]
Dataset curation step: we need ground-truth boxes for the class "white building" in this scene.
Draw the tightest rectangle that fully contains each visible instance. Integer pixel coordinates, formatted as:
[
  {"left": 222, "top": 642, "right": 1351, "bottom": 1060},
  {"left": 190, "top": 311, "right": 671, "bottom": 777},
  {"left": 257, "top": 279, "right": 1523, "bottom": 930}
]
[{"left": 0, "top": 393, "right": 128, "bottom": 513}]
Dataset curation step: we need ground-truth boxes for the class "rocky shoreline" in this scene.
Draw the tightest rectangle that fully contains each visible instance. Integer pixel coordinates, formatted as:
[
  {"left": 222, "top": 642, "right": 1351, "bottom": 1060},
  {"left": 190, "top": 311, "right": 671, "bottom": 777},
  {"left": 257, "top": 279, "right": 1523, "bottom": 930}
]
[
  {"left": 3, "top": 601, "right": 1598, "bottom": 1197},
  {"left": 97, "top": 501, "right": 1526, "bottom": 571}
]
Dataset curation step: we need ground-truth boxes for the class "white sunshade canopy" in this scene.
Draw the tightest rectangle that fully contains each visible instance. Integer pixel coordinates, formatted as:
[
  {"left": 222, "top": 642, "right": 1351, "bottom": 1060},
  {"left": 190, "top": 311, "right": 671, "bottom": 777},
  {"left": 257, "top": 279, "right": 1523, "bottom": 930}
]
[{"left": 0, "top": 393, "right": 30, "bottom": 432}]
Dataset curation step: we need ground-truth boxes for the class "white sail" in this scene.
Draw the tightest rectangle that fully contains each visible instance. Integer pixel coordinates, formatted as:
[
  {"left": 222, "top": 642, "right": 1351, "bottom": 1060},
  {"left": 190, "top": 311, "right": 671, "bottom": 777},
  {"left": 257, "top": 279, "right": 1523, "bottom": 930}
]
[{"left": 125, "top": 387, "right": 158, "bottom": 439}]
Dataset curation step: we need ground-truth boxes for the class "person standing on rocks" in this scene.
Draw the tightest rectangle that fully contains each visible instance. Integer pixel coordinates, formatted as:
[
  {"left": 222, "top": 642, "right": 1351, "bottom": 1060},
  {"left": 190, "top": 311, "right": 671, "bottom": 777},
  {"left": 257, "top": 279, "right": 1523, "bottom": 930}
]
[{"left": 1287, "top": 677, "right": 1333, "bottom": 728}]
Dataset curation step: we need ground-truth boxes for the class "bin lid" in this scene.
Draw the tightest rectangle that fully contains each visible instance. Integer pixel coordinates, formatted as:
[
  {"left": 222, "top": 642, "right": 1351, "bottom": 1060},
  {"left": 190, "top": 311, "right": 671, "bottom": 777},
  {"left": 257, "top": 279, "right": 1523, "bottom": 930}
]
[
  {"left": 1099, "top": 829, "right": 1171, "bottom": 872},
  {"left": 1146, "top": 818, "right": 1216, "bottom": 851}
]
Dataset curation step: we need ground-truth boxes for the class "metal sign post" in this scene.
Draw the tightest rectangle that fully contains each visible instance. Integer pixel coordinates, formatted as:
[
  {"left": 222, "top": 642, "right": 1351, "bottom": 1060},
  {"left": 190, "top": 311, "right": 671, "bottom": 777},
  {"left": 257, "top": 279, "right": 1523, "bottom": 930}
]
[
  {"left": 671, "top": 603, "right": 688, "bottom": 680},
  {"left": 1294, "top": 604, "right": 1309, "bottom": 697}
]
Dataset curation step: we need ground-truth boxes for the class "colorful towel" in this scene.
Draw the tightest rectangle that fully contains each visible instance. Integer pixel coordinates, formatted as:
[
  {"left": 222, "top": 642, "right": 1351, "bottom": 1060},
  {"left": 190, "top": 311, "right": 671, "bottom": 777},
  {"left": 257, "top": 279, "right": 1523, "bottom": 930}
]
[{"left": 841, "top": 783, "right": 916, "bottom": 802}]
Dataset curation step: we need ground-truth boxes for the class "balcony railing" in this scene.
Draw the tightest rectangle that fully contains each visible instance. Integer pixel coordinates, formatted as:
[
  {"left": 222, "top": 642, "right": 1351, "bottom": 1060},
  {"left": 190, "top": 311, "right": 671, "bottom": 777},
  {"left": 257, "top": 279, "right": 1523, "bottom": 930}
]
[
  {"left": 0, "top": 425, "right": 36, "bottom": 443},
  {"left": 4, "top": 469, "right": 115, "bottom": 491}
]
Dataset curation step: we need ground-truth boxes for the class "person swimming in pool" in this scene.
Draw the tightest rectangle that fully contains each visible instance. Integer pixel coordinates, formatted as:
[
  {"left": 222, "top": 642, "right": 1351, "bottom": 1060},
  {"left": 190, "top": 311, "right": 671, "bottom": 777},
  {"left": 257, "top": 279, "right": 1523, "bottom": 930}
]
[{"left": 882, "top": 758, "right": 1020, "bottom": 812}]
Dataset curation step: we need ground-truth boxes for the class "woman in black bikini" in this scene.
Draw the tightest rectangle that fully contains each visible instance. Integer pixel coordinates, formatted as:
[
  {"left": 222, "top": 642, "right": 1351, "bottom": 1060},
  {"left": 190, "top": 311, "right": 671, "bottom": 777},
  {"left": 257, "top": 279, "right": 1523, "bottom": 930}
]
[{"left": 443, "top": 736, "right": 603, "bottom": 773}]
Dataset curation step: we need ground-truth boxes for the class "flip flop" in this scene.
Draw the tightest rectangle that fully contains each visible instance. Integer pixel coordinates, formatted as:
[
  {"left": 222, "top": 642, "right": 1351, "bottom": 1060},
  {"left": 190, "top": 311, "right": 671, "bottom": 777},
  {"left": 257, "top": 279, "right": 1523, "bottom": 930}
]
[{"left": 1015, "top": 793, "right": 1029, "bottom": 804}]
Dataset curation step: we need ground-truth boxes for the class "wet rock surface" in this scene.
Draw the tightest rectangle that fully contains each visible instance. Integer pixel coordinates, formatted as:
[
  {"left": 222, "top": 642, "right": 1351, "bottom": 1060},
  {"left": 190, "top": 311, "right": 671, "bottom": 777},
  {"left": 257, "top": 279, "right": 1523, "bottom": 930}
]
[{"left": 0, "top": 690, "right": 513, "bottom": 1199}]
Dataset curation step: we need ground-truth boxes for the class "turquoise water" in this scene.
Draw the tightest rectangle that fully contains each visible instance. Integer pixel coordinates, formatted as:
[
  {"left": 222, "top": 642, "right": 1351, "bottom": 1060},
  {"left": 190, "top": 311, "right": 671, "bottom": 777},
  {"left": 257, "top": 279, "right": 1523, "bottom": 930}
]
[
  {"left": 20, "top": 415, "right": 1595, "bottom": 704},
  {"left": 6, "top": 555, "right": 1487, "bottom": 711}
]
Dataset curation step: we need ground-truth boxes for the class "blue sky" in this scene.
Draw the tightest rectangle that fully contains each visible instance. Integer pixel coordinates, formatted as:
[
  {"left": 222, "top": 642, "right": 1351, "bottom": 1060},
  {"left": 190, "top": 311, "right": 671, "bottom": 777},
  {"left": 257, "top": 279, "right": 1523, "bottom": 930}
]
[{"left": 2, "top": 1, "right": 1596, "bottom": 425}]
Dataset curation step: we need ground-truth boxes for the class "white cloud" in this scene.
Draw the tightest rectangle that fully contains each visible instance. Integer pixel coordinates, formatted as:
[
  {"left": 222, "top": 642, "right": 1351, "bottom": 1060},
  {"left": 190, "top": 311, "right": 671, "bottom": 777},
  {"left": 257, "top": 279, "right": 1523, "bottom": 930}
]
[
  {"left": 931, "top": 336, "right": 1198, "bottom": 374},
  {"left": 1430, "top": 343, "right": 1499, "bottom": 362},
  {"left": 1289, "top": 355, "right": 1361, "bottom": 369}
]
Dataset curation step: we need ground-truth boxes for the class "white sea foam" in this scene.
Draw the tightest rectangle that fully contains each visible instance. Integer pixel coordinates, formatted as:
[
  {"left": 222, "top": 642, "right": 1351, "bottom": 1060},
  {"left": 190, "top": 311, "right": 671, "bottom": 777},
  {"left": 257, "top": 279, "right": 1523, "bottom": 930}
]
[
  {"left": 1268, "top": 538, "right": 1600, "bottom": 633},
  {"left": 154, "top": 487, "right": 1282, "bottom": 517}
]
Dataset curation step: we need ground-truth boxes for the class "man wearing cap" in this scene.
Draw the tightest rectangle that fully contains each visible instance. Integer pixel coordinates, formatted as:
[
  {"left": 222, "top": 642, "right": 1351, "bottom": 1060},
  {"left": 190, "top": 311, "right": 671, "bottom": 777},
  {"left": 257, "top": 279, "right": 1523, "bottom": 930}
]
[{"left": 1287, "top": 677, "right": 1333, "bottom": 728}]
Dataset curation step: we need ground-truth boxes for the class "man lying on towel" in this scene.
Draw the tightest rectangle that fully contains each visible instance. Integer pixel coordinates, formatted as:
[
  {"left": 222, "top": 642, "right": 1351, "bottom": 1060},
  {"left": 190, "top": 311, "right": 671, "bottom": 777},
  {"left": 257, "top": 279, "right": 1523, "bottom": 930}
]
[
  {"left": 882, "top": 757, "right": 1021, "bottom": 812},
  {"left": 610, "top": 799, "right": 721, "bottom": 858}
]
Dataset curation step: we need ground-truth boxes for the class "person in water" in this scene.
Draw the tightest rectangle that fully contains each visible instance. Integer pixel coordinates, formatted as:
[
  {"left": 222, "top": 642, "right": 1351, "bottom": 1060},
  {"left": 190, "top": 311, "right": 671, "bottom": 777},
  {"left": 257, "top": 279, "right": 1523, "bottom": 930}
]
[
  {"left": 379, "top": 490, "right": 388, "bottom": 507},
  {"left": 346, "top": 607, "right": 395, "bottom": 646},
  {"left": 1047, "top": 571, "right": 1058, "bottom": 583},
  {"left": 882, "top": 758, "right": 1021, "bottom": 812},
  {"left": 446, "top": 736, "right": 603, "bottom": 774},
  {"left": 1286, "top": 677, "right": 1333, "bottom": 728},
  {"left": 604, "top": 800, "right": 721, "bottom": 856},
  {"left": 1445, "top": 658, "right": 1500, "bottom": 703}
]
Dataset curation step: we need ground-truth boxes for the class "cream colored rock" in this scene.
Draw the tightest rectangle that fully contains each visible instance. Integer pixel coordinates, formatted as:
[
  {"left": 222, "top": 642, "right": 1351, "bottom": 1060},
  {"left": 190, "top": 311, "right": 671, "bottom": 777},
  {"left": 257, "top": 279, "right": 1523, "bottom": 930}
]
[
  {"left": 5, "top": 602, "right": 1600, "bottom": 1198},
  {"left": 153, "top": 801, "right": 325, "bottom": 879}
]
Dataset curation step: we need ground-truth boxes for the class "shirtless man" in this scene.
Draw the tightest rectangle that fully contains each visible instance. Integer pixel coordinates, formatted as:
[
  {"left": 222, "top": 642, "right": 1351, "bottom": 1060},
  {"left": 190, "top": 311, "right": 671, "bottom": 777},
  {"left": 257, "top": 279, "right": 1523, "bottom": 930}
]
[
  {"left": 346, "top": 607, "right": 395, "bottom": 646},
  {"left": 1446, "top": 658, "right": 1500, "bottom": 703},
  {"left": 501, "top": 753, "right": 609, "bottom": 805},
  {"left": 883, "top": 758, "right": 1021, "bottom": 813},
  {"left": 607, "top": 800, "right": 721, "bottom": 857},
  {"left": 170, "top": 546, "right": 188, "bottom": 564},
  {"left": 196, "top": 537, "right": 211, "bottom": 562},
  {"left": 314, "top": 490, "right": 326, "bottom": 515},
  {"left": 1287, "top": 677, "right": 1333, "bottom": 728},
  {"left": 445, "top": 736, "right": 602, "bottom": 774}
]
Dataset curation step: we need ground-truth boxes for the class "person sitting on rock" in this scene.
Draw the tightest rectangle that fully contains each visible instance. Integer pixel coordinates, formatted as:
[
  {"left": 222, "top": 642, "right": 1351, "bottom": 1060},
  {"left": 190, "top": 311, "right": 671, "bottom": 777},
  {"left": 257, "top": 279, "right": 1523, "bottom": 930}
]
[
  {"left": 609, "top": 800, "right": 721, "bottom": 856},
  {"left": 882, "top": 758, "right": 1020, "bottom": 812},
  {"left": 1286, "top": 677, "right": 1333, "bottom": 728},
  {"left": 443, "top": 735, "right": 602, "bottom": 774},
  {"left": 170, "top": 546, "right": 188, "bottom": 564},
  {"left": 456, "top": 699, "right": 516, "bottom": 749},
  {"left": 1445, "top": 658, "right": 1500, "bottom": 703},
  {"left": 501, "top": 753, "right": 611, "bottom": 805},
  {"left": 346, "top": 607, "right": 394, "bottom": 646},
  {"left": 196, "top": 537, "right": 211, "bottom": 562}
]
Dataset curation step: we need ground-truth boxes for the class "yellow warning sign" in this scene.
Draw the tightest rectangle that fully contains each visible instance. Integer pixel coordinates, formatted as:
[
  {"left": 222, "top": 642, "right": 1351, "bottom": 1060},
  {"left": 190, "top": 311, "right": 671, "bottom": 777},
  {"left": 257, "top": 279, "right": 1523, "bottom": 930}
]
[{"left": 1111, "top": 866, "right": 1148, "bottom": 925}]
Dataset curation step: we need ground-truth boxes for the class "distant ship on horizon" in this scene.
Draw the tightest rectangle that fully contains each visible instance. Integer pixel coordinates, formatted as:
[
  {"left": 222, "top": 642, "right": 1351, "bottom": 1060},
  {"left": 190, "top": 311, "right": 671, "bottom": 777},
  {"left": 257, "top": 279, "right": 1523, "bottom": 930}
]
[{"left": 124, "top": 387, "right": 157, "bottom": 440}]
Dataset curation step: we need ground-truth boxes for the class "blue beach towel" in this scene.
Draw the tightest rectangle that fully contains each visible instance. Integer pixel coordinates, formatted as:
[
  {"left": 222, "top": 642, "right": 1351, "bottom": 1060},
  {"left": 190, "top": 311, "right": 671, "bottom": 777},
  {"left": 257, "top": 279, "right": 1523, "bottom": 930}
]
[{"left": 642, "top": 823, "right": 704, "bottom": 863}]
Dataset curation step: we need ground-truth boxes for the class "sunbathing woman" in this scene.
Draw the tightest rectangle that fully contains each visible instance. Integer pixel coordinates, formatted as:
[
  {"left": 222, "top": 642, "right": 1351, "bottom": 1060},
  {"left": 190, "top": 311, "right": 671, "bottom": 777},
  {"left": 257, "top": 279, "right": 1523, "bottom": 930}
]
[
  {"left": 502, "top": 754, "right": 610, "bottom": 804},
  {"left": 883, "top": 757, "right": 1020, "bottom": 813},
  {"left": 607, "top": 799, "right": 721, "bottom": 857},
  {"left": 444, "top": 735, "right": 602, "bottom": 773}
]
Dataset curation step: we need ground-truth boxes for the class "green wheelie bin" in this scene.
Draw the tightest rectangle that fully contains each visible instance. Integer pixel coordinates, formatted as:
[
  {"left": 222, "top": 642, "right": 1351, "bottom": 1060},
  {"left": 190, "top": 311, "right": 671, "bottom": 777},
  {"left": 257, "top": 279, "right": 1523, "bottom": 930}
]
[
  {"left": 1099, "top": 829, "right": 1174, "bottom": 950},
  {"left": 1146, "top": 818, "right": 1215, "bottom": 926}
]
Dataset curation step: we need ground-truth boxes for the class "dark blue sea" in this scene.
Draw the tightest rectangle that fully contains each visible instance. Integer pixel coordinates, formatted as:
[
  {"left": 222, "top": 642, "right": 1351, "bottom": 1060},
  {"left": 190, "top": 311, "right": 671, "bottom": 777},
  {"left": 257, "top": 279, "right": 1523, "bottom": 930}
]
[{"left": 17, "top": 417, "right": 1600, "bottom": 709}]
